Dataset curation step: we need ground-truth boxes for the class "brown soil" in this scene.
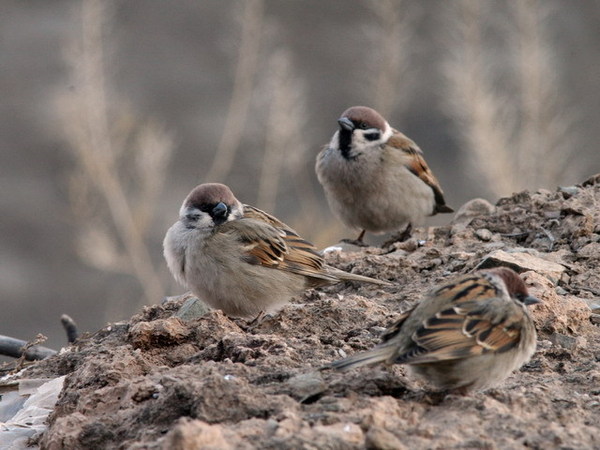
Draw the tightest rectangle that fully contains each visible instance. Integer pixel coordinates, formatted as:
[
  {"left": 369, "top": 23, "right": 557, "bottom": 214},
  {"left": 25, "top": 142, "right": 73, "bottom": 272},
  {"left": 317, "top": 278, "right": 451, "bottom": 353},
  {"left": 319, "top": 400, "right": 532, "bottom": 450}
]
[{"left": 23, "top": 176, "right": 600, "bottom": 449}]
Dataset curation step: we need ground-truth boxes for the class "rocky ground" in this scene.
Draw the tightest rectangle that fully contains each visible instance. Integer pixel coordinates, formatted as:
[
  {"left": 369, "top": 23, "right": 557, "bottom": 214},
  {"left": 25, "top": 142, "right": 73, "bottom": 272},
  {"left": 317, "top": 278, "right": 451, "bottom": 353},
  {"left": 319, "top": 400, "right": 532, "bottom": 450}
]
[{"left": 9, "top": 175, "right": 600, "bottom": 449}]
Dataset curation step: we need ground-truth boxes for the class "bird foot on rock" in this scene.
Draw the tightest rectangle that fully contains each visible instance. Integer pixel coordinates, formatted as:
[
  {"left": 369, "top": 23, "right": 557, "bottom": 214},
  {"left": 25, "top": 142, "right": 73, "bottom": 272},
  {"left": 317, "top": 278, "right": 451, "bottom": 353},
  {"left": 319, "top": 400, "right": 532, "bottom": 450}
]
[
  {"left": 339, "top": 238, "right": 369, "bottom": 248},
  {"left": 381, "top": 224, "right": 413, "bottom": 248},
  {"left": 236, "top": 311, "right": 279, "bottom": 332}
]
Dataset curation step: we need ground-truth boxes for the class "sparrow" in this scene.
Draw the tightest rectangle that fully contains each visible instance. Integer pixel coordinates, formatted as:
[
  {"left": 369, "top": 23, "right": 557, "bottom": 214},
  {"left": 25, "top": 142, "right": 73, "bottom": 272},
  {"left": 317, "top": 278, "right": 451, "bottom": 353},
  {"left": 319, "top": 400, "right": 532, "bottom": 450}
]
[
  {"left": 316, "top": 106, "right": 453, "bottom": 244},
  {"left": 327, "top": 267, "right": 540, "bottom": 393},
  {"left": 163, "top": 183, "right": 390, "bottom": 318}
]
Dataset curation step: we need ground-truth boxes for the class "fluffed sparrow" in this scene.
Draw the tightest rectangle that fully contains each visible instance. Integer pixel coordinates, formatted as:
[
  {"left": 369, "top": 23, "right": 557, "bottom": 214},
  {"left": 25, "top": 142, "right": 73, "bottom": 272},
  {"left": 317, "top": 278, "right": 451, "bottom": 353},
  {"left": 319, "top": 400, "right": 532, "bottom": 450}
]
[
  {"left": 163, "top": 183, "right": 390, "bottom": 318},
  {"left": 328, "top": 267, "right": 540, "bottom": 393},
  {"left": 316, "top": 106, "right": 453, "bottom": 244}
]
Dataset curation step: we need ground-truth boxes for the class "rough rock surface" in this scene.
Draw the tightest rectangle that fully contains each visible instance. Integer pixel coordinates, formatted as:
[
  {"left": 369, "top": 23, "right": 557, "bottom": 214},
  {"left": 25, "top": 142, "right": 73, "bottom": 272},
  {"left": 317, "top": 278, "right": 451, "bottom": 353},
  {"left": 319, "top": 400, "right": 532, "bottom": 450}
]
[{"left": 20, "top": 177, "right": 600, "bottom": 449}]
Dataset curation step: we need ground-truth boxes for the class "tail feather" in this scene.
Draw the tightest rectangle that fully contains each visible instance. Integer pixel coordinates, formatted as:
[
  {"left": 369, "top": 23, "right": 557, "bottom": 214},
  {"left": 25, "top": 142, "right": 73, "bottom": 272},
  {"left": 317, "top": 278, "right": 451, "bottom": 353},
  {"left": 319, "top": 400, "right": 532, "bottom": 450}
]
[{"left": 325, "top": 346, "right": 395, "bottom": 371}]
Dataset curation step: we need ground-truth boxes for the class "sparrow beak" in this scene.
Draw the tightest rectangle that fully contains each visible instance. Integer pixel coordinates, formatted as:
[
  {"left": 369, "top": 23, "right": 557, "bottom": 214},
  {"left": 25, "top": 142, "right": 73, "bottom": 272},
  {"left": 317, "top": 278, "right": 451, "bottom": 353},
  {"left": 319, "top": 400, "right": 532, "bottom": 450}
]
[
  {"left": 523, "top": 295, "right": 541, "bottom": 306},
  {"left": 212, "top": 202, "right": 229, "bottom": 222},
  {"left": 337, "top": 117, "right": 355, "bottom": 132}
]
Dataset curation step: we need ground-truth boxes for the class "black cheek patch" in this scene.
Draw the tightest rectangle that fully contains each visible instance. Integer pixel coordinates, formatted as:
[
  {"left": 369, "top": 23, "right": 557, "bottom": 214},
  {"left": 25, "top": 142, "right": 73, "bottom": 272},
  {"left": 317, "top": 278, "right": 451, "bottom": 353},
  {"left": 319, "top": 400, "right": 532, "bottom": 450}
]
[
  {"left": 364, "top": 132, "right": 380, "bottom": 141},
  {"left": 213, "top": 215, "right": 229, "bottom": 226},
  {"left": 339, "top": 129, "right": 353, "bottom": 158}
]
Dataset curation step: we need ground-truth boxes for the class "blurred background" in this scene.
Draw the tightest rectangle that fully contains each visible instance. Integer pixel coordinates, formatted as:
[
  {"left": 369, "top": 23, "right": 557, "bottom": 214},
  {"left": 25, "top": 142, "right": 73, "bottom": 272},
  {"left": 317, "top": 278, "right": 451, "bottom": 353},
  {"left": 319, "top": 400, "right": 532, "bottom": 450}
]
[{"left": 1, "top": 0, "right": 598, "bottom": 353}]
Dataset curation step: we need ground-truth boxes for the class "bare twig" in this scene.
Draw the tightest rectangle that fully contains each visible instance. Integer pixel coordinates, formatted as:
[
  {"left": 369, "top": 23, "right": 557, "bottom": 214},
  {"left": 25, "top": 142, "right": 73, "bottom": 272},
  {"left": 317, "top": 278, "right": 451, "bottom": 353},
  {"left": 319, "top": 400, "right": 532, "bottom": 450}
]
[
  {"left": 205, "top": 0, "right": 264, "bottom": 182},
  {"left": 0, "top": 334, "right": 56, "bottom": 361},
  {"left": 443, "top": 0, "right": 582, "bottom": 198},
  {"left": 61, "top": 314, "right": 80, "bottom": 344},
  {"left": 539, "top": 226, "right": 556, "bottom": 251},
  {"left": 365, "top": 0, "right": 416, "bottom": 117},
  {"left": 510, "top": 0, "right": 580, "bottom": 190},
  {"left": 256, "top": 50, "right": 308, "bottom": 213},
  {"left": 443, "top": 0, "right": 515, "bottom": 197},
  {"left": 57, "top": 0, "right": 173, "bottom": 307}
]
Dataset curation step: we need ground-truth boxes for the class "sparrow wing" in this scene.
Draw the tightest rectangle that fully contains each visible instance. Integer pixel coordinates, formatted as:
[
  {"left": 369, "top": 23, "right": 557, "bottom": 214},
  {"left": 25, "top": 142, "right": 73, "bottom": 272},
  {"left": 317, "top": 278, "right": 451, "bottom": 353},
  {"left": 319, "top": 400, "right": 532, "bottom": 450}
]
[
  {"left": 222, "top": 205, "right": 336, "bottom": 282},
  {"left": 376, "top": 274, "right": 525, "bottom": 364},
  {"left": 379, "top": 309, "right": 413, "bottom": 343},
  {"left": 387, "top": 131, "right": 453, "bottom": 214},
  {"left": 391, "top": 280, "right": 526, "bottom": 364},
  {"left": 243, "top": 204, "right": 290, "bottom": 229},
  {"left": 376, "top": 273, "right": 499, "bottom": 345}
]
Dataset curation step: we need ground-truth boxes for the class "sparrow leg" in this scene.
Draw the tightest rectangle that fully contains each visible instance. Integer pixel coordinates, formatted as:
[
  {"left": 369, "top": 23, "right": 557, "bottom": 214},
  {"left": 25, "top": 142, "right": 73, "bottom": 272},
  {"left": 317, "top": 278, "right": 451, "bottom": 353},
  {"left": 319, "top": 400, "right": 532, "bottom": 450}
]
[
  {"left": 340, "top": 230, "right": 369, "bottom": 247},
  {"left": 396, "top": 223, "right": 413, "bottom": 241},
  {"left": 237, "top": 310, "right": 278, "bottom": 332},
  {"left": 356, "top": 229, "right": 366, "bottom": 243},
  {"left": 248, "top": 310, "right": 266, "bottom": 325},
  {"left": 382, "top": 223, "right": 414, "bottom": 248}
]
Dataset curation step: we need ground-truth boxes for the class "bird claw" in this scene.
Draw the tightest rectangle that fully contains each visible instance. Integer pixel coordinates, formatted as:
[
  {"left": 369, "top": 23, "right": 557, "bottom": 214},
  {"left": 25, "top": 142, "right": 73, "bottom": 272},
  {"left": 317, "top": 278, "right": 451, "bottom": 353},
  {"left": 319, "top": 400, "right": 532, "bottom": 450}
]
[{"left": 339, "top": 238, "right": 369, "bottom": 248}]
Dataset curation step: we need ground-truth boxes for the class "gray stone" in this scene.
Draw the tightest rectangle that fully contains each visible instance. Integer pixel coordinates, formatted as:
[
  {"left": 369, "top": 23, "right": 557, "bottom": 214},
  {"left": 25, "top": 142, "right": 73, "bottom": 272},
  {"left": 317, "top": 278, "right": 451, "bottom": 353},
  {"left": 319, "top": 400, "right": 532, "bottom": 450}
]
[
  {"left": 477, "top": 250, "right": 566, "bottom": 282},
  {"left": 366, "top": 427, "right": 406, "bottom": 450},
  {"left": 475, "top": 228, "right": 493, "bottom": 241},
  {"left": 452, "top": 198, "right": 496, "bottom": 225},
  {"left": 549, "top": 332, "right": 577, "bottom": 350},
  {"left": 286, "top": 372, "right": 326, "bottom": 402},
  {"left": 174, "top": 296, "right": 212, "bottom": 320},
  {"left": 558, "top": 186, "right": 580, "bottom": 198}
]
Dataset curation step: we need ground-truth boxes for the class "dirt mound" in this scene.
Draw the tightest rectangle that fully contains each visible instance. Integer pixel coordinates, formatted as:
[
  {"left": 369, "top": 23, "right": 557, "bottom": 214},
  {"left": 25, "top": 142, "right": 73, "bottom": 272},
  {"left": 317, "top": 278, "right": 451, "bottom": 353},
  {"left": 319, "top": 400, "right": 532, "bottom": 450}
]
[{"left": 22, "top": 176, "right": 600, "bottom": 449}]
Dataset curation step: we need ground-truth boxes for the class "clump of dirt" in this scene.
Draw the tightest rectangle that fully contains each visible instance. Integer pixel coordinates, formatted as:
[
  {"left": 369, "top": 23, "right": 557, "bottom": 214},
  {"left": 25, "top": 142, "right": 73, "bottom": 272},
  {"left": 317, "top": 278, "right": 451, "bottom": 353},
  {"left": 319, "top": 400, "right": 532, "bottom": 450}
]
[{"left": 23, "top": 176, "right": 600, "bottom": 449}]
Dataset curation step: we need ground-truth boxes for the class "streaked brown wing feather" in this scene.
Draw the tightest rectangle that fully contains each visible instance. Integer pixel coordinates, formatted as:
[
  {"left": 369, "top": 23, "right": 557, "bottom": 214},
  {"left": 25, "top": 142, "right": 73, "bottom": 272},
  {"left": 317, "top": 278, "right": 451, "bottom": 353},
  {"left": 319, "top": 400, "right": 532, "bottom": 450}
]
[
  {"left": 387, "top": 131, "right": 453, "bottom": 214},
  {"left": 223, "top": 205, "right": 333, "bottom": 282},
  {"left": 243, "top": 204, "right": 289, "bottom": 229},
  {"left": 380, "top": 274, "right": 499, "bottom": 346},
  {"left": 379, "top": 309, "right": 413, "bottom": 343},
  {"left": 432, "top": 274, "right": 499, "bottom": 305},
  {"left": 220, "top": 218, "right": 287, "bottom": 267},
  {"left": 395, "top": 301, "right": 523, "bottom": 364},
  {"left": 384, "top": 274, "right": 523, "bottom": 364}
]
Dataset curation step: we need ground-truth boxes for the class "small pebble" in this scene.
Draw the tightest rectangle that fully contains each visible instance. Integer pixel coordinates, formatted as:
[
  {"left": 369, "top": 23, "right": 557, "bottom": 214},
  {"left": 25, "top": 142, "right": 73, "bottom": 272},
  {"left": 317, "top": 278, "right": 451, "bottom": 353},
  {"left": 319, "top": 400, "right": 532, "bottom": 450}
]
[
  {"left": 555, "top": 286, "right": 568, "bottom": 295},
  {"left": 558, "top": 186, "right": 580, "bottom": 198},
  {"left": 475, "top": 228, "right": 493, "bottom": 241},
  {"left": 549, "top": 332, "right": 577, "bottom": 350}
]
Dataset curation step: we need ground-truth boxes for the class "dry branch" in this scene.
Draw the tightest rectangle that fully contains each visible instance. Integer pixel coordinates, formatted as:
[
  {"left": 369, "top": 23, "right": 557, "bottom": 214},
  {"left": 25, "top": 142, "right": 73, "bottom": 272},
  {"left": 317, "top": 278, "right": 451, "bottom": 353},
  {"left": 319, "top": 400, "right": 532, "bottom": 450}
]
[
  {"left": 443, "top": 0, "right": 582, "bottom": 198},
  {"left": 366, "top": 0, "right": 415, "bottom": 118},
  {"left": 206, "top": 0, "right": 264, "bottom": 182},
  {"left": 0, "top": 335, "right": 56, "bottom": 361},
  {"left": 61, "top": 314, "right": 79, "bottom": 344},
  {"left": 57, "top": 0, "right": 174, "bottom": 308}
]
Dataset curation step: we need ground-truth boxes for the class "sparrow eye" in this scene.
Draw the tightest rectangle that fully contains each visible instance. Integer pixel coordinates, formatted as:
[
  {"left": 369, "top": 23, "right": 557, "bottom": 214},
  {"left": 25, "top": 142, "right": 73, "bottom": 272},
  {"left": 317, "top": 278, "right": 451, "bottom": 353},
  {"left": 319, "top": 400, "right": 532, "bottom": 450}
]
[
  {"left": 185, "top": 212, "right": 200, "bottom": 222},
  {"left": 359, "top": 122, "right": 369, "bottom": 129}
]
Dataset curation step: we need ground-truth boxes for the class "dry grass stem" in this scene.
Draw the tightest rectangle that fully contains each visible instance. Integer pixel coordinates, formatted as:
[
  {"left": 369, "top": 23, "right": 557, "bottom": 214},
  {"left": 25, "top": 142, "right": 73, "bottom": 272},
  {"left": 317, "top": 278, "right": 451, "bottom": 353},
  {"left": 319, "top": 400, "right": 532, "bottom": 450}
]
[
  {"left": 365, "top": 0, "right": 415, "bottom": 117},
  {"left": 510, "top": 0, "right": 580, "bottom": 190},
  {"left": 443, "top": 0, "right": 515, "bottom": 196},
  {"left": 57, "top": 0, "right": 174, "bottom": 308},
  {"left": 205, "top": 0, "right": 264, "bottom": 182},
  {"left": 443, "top": 0, "right": 581, "bottom": 198},
  {"left": 256, "top": 50, "right": 308, "bottom": 213}
]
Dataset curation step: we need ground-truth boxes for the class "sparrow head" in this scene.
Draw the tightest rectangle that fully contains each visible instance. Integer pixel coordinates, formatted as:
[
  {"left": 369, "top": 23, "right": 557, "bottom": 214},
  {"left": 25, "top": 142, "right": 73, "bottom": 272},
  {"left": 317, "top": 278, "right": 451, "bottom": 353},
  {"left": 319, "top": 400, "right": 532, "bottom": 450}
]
[
  {"left": 487, "top": 267, "right": 541, "bottom": 306},
  {"left": 180, "top": 183, "right": 243, "bottom": 230},
  {"left": 335, "top": 106, "right": 392, "bottom": 159}
]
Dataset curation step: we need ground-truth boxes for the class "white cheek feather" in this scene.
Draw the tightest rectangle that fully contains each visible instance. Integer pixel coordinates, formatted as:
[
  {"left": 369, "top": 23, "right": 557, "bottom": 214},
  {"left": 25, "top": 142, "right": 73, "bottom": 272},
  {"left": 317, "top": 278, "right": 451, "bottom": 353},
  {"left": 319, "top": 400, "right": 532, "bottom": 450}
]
[
  {"left": 328, "top": 130, "right": 341, "bottom": 149},
  {"left": 353, "top": 124, "right": 393, "bottom": 149},
  {"left": 328, "top": 125, "right": 392, "bottom": 153},
  {"left": 381, "top": 125, "right": 393, "bottom": 142},
  {"left": 196, "top": 214, "right": 215, "bottom": 230},
  {"left": 163, "top": 222, "right": 194, "bottom": 287}
]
